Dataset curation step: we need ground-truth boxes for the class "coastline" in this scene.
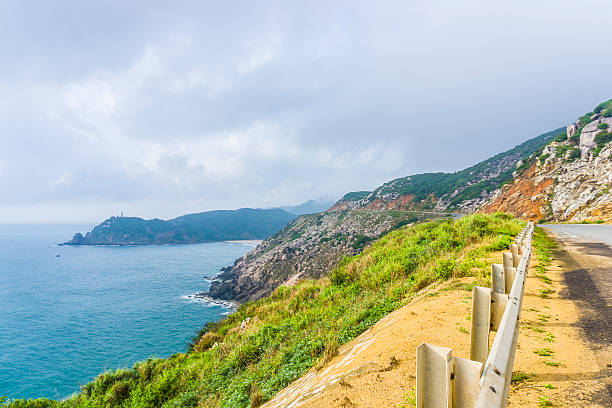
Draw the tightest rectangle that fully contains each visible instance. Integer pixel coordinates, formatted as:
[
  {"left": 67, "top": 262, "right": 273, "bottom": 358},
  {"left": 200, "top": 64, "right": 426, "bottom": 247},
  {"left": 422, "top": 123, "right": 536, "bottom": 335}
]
[{"left": 182, "top": 293, "right": 238, "bottom": 311}]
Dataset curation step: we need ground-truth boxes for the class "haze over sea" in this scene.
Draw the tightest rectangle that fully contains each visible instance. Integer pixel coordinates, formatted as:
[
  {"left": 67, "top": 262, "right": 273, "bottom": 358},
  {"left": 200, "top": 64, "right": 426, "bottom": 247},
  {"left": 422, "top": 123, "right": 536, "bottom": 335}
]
[{"left": 0, "top": 224, "right": 254, "bottom": 400}]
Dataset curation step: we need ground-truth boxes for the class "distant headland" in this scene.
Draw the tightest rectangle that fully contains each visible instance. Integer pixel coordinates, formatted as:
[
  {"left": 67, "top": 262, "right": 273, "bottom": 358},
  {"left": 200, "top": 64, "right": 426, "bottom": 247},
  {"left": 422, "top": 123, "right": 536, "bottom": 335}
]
[{"left": 62, "top": 208, "right": 297, "bottom": 246}]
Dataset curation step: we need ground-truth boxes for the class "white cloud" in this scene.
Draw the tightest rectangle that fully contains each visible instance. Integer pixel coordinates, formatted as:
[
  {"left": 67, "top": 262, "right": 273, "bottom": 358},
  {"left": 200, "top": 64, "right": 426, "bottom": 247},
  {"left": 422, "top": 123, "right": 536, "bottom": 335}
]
[{"left": 1, "top": 0, "right": 612, "bottom": 222}]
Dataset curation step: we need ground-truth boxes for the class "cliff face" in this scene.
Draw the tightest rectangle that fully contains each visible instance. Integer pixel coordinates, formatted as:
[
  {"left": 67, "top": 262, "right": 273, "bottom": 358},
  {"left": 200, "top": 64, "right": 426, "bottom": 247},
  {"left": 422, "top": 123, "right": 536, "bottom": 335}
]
[
  {"left": 206, "top": 209, "right": 434, "bottom": 302},
  {"left": 481, "top": 100, "right": 612, "bottom": 222}
]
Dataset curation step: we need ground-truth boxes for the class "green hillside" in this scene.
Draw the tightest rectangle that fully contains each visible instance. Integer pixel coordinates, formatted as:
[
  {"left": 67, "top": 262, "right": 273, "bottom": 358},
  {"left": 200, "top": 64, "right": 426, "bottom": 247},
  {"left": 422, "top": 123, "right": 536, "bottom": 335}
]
[
  {"left": 63, "top": 208, "right": 297, "bottom": 245},
  {"left": 6, "top": 214, "right": 522, "bottom": 408}
]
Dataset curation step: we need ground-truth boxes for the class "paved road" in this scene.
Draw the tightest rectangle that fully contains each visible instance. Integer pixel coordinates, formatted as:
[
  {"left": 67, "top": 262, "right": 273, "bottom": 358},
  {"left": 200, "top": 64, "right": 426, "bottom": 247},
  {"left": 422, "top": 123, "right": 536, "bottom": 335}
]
[
  {"left": 541, "top": 224, "right": 612, "bottom": 403},
  {"left": 544, "top": 224, "right": 612, "bottom": 246}
]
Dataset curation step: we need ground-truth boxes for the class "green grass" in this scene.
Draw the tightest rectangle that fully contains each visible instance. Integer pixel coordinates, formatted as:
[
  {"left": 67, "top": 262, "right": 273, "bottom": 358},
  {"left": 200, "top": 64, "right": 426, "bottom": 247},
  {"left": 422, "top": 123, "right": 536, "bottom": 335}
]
[
  {"left": 539, "top": 288, "right": 555, "bottom": 298},
  {"left": 511, "top": 370, "right": 532, "bottom": 384},
  {"left": 2, "top": 214, "right": 523, "bottom": 408},
  {"left": 534, "top": 348, "right": 554, "bottom": 357},
  {"left": 538, "top": 395, "right": 553, "bottom": 407}
]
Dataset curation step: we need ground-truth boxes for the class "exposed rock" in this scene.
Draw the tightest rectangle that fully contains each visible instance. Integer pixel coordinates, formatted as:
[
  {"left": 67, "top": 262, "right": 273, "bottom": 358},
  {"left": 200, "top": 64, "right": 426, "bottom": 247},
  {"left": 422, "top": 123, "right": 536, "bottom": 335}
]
[
  {"left": 580, "top": 117, "right": 612, "bottom": 157},
  {"left": 206, "top": 209, "right": 435, "bottom": 303},
  {"left": 481, "top": 143, "right": 612, "bottom": 222}
]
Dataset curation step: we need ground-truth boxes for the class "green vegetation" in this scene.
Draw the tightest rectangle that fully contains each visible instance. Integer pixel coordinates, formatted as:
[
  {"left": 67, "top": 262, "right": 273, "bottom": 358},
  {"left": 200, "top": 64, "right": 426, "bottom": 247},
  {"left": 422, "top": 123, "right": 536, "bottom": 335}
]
[
  {"left": 594, "top": 99, "right": 612, "bottom": 114},
  {"left": 534, "top": 348, "right": 554, "bottom": 357},
  {"left": 511, "top": 370, "right": 532, "bottom": 384},
  {"left": 539, "top": 288, "right": 555, "bottom": 298},
  {"left": 538, "top": 395, "right": 553, "bottom": 407},
  {"left": 566, "top": 146, "right": 581, "bottom": 161},
  {"left": 64, "top": 209, "right": 297, "bottom": 245},
  {"left": 3, "top": 214, "right": 523, "bottom": 408},
  {"left": 597, "top": 122, "right": 609, "bottom": 130},
  {"left": 539, "top": 153, "right": 550, "bottom": 164},
  {"left": 552, "top": 132, "right": 567, "bottom": 142}
]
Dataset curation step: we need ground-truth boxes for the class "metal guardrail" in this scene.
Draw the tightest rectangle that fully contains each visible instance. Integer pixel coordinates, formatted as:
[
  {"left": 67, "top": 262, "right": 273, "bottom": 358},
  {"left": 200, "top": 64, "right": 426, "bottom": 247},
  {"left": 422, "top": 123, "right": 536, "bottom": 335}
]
[{"left": 416, "top": 222, "right": 534, "bottom": 408}]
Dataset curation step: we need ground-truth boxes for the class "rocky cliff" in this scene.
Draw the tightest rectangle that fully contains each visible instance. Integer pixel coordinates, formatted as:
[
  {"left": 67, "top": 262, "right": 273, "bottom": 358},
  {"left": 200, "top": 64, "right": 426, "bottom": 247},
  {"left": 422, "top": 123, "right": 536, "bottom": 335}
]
[
  {"left": 206, "top": 209, "right": 435, "bottom": 302},
  {"left": 481, "top": 99, "right": 612, "bottom": 222}
]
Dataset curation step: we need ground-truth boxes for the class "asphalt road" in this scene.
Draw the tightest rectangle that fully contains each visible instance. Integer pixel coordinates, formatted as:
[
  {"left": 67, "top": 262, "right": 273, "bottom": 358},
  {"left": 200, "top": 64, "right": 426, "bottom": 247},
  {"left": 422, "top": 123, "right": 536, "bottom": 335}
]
[
  {"left": 544, "top": 224, "right": 612, "bottom": 247},
  {"left": 541, "top": 223, "right": 612, "bottom": 403}
]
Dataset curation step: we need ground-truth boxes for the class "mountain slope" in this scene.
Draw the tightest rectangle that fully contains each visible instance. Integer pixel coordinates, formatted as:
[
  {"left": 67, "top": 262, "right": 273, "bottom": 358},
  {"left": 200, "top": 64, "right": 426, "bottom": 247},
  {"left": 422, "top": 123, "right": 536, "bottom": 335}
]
[
  {"left": 332, "top": 128, "right": 563, "bottom": 213},
  {"left": 481, "top": 99, "right": 612, "bottom": 222},
  {"left": 206, "top": 209, "right": 433, "bottom": 302},
  {"left": 63, "top": 208, "right": 297, "bottom": 245}
]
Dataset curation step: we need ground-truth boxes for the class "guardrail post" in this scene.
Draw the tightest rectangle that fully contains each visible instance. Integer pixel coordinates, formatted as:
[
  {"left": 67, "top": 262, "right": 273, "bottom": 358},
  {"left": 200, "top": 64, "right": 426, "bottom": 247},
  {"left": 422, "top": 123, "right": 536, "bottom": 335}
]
[
  {"left": 417, "top": 343, "right": 453, "bottom": 408},
  {"left": 417, "top": 344, "right": 483, "bottom": 408},
  {"left": 470, "top": 287, "right": 491, "bottom": 365},
  {"left": 454, "top": 357, "right": 483, "bottom": 407},
  {"left": 490, "top": 293, "right": 508, "bottom": 332},
  {"left": 491, "top": 264, "right": 505, "bottom": 294},
  {"left": 509, "top": 244, "right": 520, "bottom": 268}
]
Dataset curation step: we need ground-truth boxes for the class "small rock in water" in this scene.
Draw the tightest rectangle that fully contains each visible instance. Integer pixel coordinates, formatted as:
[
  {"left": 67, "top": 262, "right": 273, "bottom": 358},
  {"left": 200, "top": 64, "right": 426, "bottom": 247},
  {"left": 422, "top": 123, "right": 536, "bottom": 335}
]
[{"left": 56, "top": 254, "right": 60, "bottom": 258}]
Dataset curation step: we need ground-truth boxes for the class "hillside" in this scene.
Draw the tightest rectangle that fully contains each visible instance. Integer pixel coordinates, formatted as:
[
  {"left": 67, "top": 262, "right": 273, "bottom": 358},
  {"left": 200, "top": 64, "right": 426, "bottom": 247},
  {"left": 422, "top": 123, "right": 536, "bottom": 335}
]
[
  {"left": 206, "top": 209, "right": 431, "bottom": 303},
  {"left": 332, "top": 128, "right": 563, "bottom": 213},
  {"left": 4, "top": 214, "right": 522, "bottom": 408},
  {"left": 481, "top": 98, "right": 612, "bottom": 222},
  {"left": 63, "top": 208, "right": 297, "bottom": 245}
]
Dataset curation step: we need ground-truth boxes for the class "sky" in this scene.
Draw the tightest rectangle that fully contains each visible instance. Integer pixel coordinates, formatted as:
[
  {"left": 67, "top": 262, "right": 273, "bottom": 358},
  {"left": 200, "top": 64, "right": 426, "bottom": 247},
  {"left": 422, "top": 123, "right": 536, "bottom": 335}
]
[{"left": 1, "top": 1, "right": 612, "bottom": 223}]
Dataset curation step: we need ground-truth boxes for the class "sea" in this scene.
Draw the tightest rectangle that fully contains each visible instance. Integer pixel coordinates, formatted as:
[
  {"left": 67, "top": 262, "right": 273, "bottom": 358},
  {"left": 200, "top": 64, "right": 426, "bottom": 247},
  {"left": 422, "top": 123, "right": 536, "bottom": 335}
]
[{"left": 0, "top": 224, "right": 256, "bottom": 400}]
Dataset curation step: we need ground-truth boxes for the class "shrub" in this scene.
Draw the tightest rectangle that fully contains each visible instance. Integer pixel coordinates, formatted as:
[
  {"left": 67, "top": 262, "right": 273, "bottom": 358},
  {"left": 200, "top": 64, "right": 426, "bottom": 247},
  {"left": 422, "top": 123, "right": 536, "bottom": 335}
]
[
  {"left": 594, "top": 132, "right": 612, "bottom": 147},
  {"left": 597, "top": 122, "right": 609, "bottom": 130},
  {"left": 579, "top": 114, "right": 593, "bottom": 126},
  {"left": 553, "top": 132, "right": 567, "bottom": 142},
  {"left": 594, "top": 99, "right": 612, "bottom": 114},
  {"left": 603, "top": 107, "right": 612, "bottom": 118},
  {"left": 539, "top": 153, "right": 550, "bottom": 164},
  {"left": 566, "top": 147, "right": 581, "bottom": 162}
]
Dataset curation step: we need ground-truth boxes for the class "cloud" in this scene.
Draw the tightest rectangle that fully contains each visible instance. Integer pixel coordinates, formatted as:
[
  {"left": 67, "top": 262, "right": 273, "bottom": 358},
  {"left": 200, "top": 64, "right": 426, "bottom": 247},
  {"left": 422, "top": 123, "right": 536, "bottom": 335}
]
[{"left": 1, "top": 0, "right": 612, "bottom": 222}]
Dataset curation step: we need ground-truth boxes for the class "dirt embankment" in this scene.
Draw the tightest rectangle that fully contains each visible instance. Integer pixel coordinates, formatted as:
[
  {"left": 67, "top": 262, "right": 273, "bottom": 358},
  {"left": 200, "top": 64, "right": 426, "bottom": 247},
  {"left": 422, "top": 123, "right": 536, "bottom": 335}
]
[{"left": 261, "top": 238, "right": 610, "bottom": 408}]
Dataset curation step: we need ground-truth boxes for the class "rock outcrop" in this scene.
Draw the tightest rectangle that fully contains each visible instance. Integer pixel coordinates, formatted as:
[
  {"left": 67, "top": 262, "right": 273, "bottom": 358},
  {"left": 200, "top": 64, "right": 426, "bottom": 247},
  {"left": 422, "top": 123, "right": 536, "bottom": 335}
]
[
  {"left": 206, "top": 209, "right": 432, "bottom": 302},
  {"left": 481, "top": 102, "right": 612, "bottom": 222}
]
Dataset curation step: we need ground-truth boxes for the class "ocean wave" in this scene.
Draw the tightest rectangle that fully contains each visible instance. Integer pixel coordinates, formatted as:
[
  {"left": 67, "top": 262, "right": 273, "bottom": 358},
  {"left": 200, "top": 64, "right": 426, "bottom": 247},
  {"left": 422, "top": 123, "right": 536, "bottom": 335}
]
[{"left": 181, "top": 294, "right": 237, "bottom": 311}]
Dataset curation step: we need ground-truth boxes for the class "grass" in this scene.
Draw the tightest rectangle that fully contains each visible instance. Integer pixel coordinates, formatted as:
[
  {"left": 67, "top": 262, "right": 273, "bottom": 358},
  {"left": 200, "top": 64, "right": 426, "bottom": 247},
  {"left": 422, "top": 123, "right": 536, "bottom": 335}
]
[
  {"left": 537, "top": 275, "right": 552, "bottom": 284},
  {"left": 538, "top": 395, "right": 553, "bottom": 407},
  {"left": 511, "top": 370, "right": 532, "bottom": 384},
  {"left": 3, "top": 214, "right": 523, "bottom": 408},
  {"left": 534, "top": 348, "right": 554, "bottom": 357},
  {"left": 542, "top": 332, "right": 555, "bottom": 343},
  {"left": 543, "top": 361, "right": 562, "bottom": 367},
  {"left": 539, "top": 288, "right": 555, "bottom": 298}
]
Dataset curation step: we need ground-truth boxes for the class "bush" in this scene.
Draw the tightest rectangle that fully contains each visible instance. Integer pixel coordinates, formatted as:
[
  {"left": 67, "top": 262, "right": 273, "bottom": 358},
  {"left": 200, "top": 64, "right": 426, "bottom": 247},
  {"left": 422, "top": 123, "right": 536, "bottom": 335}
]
[
  {"left": 594, "top": 132, "right": 612, "bottom": 147},
  {"left": 567, "top": 147, "right": 581, "bottom": 161},
  {"left": 594, "top": 99, "right": 612, "bottom": 114},
  {"left": 539, "top": 153, "right": 550, "bottom": 164},
  {"left": 597, "top": 122, "right": 609, "bottom": 130},
  {"left": 553, "top": 132, "right": 567, "bottom": 142},
  {"left": 603, "top": 107, "right": 612, "bottom": 118}
]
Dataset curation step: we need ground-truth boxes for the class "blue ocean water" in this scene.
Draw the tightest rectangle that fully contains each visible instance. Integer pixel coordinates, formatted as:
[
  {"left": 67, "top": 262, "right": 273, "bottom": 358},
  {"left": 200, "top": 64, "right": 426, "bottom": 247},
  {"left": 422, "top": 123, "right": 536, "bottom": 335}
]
[{"left": 0, "top": 224, "right": 254, "bottom": 400}]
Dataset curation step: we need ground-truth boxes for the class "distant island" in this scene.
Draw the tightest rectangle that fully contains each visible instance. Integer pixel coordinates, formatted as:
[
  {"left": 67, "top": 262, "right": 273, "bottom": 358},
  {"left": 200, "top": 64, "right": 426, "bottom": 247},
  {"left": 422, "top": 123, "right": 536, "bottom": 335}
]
[{"left": 62, "top": 208, "right": 297, "bottom": 245}]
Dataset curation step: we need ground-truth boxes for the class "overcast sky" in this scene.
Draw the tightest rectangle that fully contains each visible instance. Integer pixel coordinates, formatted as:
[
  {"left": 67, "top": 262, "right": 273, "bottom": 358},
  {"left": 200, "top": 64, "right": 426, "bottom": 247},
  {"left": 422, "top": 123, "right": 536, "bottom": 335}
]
[{"left": 1, "top": 1, "right": 612, "bottom": 223}]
